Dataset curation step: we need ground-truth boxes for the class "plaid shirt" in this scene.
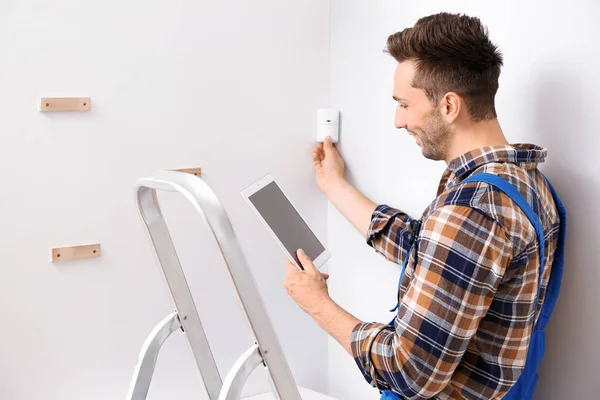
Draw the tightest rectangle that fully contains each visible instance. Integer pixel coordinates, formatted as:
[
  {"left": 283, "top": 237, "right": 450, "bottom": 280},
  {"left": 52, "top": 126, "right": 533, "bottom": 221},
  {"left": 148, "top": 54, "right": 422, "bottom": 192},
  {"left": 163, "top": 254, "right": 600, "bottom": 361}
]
[{"left": 351, "top": 144, "right": 561, "bottom": 399}]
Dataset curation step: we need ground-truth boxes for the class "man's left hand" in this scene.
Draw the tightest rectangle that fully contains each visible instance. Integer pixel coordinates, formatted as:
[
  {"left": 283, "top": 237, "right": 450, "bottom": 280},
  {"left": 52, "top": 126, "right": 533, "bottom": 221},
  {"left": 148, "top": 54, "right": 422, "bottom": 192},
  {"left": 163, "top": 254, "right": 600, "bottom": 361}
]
[{"left": 284, "top": 249, "right": 331, "bottom": 315}]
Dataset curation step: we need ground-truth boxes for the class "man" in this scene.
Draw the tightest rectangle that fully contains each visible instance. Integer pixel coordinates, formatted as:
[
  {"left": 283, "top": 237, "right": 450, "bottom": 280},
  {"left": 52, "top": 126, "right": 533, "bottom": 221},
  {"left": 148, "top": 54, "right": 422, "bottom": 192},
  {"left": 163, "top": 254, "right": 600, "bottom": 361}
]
[{"left": 283, "top": 12, "right": 563, "bottom": 400}]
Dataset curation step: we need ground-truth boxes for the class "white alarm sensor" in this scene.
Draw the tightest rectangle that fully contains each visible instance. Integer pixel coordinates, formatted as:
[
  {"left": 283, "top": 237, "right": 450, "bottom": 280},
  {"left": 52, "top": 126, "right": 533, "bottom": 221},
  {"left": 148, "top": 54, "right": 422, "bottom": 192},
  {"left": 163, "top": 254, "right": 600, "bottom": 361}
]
[{"left": 315, "top": 108, "right": 340, "bottom": 143}]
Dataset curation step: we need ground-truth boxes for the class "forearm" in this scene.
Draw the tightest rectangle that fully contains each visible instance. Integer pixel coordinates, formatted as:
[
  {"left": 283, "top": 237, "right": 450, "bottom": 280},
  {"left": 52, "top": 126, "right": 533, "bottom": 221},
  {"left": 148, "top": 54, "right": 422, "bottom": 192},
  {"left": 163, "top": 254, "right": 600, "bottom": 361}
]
[
  {"left": 326, "top": 179, "right": 377, "bottom": 239},
  {"left": 310, "top": 297, "right": 361, "bottom": 355}
]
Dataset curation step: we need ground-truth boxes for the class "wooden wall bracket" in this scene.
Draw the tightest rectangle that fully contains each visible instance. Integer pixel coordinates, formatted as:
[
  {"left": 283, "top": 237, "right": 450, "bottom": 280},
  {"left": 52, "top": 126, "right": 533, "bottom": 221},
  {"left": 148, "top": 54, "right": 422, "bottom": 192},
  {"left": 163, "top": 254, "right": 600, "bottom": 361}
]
[
  {"left": 52, "top": 244, "right": 101, "bottom": 263},
  {"left": 175, "top": 168, "right": 201, "bottom": 177},
  {"left": 40, "top": 97, "right": 91, "bottom": 112}
]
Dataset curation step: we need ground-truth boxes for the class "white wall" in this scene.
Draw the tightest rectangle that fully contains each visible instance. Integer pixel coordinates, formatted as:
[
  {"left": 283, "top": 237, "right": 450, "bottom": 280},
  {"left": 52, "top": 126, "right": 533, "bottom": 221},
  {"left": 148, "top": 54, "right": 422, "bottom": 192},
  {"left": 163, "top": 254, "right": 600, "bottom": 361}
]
[
  {"left": 328, "top": 1, "right": 600, "bottom": 399},
  {"left": 0, "top": 1, "right": 330, "bottom": 399}
]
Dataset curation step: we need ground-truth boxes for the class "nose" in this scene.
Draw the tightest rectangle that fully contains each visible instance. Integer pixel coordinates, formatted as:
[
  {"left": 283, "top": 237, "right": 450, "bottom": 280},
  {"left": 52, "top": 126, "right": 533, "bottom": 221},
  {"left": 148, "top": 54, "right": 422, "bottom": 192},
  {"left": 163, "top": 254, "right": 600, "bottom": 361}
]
[{"left": 395, "top": 107, "right": 407, "bottom": 130}]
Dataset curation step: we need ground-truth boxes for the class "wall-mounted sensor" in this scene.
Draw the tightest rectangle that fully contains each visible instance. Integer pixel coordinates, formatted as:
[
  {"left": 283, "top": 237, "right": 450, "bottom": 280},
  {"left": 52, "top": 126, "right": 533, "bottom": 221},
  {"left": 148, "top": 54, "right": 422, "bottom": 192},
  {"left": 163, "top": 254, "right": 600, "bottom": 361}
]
[{"left": 315, "top": 108, "right": 340, "bottom": 143}]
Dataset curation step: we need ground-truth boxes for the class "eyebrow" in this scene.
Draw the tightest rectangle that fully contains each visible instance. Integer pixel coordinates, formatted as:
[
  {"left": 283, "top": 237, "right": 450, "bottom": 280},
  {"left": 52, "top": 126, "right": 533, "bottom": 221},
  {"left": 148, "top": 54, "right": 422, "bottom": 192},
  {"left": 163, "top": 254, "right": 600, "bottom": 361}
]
[{"left": 393, "top": 95, "right": 408, "bottom": 102}]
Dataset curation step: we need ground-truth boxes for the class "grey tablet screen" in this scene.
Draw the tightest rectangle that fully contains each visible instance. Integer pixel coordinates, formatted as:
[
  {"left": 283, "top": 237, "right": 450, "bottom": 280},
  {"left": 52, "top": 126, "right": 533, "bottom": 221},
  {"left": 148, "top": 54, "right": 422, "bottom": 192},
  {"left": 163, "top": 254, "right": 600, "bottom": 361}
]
[{"left": 248, "top": 181, "right": 325, "bottom": 263}]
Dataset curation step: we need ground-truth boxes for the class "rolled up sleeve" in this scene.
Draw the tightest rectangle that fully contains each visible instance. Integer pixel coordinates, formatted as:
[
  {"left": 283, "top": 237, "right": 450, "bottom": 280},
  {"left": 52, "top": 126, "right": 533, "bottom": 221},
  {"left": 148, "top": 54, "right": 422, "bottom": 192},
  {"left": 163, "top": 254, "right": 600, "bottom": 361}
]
[{"left": 367, "top": 205, "right": 419, "bottom": 266}]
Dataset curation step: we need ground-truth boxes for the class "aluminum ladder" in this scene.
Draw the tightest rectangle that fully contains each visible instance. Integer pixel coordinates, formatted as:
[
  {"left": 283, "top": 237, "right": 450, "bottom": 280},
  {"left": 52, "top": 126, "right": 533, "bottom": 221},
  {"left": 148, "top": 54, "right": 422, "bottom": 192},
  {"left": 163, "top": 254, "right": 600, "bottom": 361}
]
[{"left": 125, "top": 170, "right": 303, "bottom": 400}]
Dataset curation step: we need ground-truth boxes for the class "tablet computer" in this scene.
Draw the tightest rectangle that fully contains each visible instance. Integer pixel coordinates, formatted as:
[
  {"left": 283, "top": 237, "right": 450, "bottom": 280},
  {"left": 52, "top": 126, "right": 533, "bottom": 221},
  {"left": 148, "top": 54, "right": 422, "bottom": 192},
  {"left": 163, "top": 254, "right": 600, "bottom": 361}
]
[{"left": 241, "top": 174, "right": 330, "bottom": 270}]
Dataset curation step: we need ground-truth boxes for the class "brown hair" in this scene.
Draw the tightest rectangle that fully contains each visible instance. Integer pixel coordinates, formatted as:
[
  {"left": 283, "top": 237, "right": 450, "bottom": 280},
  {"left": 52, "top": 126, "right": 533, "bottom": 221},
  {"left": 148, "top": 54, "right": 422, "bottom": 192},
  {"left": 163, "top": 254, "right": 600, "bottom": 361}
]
[{"left": 386, "top": 12, "right": 503, "bottom": 121}]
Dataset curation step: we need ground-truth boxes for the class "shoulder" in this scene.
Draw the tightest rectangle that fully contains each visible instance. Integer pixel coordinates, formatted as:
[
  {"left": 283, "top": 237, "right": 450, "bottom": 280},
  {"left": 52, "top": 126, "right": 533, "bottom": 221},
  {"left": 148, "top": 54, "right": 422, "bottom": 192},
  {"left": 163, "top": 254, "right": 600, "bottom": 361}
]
[{"left": 423, "top": 163, "right": 543, "bottom": 255}]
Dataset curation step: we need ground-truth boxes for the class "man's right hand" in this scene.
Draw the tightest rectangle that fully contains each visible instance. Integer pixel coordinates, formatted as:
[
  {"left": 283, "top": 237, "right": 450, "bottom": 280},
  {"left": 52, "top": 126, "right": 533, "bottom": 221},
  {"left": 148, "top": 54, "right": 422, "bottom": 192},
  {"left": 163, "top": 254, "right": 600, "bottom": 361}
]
[
  {"left": 313, "top": 136, "right": 346, "bottom": 196},
  {"left": 312, "top": 136, "right": 377, "bottom": 239}
]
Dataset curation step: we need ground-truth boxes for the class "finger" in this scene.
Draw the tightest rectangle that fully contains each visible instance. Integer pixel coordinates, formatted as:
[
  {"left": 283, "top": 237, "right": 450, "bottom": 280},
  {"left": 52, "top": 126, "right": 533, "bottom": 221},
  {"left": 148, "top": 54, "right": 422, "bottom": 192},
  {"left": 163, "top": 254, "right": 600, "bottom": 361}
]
[
  {"left": 314, "top": 158, "right": 323, "bottom": 170},
  {"left": 313, "top": 146, "right": 324, "bottom": 158},
  {"left": 296, "top": 249, "right": 318, "bottom": 275},
  {"left": 312, "top": 149, "right": 322, "bottom": 163},
  {"left": 324, "top": 136, "right": 334, "bottom": 152}
]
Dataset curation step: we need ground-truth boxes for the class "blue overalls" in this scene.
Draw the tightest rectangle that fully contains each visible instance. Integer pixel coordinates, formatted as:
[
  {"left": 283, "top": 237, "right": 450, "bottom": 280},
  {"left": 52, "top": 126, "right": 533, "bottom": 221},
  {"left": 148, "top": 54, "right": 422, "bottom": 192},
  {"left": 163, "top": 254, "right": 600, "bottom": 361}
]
[{"left": 380, "top": 173, "right": 567, "bottom": 400}]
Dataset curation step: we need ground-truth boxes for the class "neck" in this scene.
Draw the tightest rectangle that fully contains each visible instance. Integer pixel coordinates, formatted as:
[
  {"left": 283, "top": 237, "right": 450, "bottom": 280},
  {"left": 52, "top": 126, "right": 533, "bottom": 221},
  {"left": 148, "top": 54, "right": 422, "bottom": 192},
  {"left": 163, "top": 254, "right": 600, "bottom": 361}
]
[{"left": 445, "top": 118, "right": 509, "bottom": 164}]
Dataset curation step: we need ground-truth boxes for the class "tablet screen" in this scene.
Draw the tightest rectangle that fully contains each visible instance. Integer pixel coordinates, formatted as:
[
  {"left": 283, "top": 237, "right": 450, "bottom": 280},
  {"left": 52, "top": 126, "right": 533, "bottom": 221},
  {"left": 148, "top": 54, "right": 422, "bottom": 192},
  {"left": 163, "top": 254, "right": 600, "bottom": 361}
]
[{"left": 248, "top": 181, "right": 325, "bottom": 262}]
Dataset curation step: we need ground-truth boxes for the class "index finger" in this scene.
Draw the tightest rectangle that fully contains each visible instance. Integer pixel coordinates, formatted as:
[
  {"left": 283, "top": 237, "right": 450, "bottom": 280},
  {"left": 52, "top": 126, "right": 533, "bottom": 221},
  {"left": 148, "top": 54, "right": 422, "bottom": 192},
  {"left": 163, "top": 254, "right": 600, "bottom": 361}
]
[{"left": 296, "top": 249, "right": 318, "bottom": 275}]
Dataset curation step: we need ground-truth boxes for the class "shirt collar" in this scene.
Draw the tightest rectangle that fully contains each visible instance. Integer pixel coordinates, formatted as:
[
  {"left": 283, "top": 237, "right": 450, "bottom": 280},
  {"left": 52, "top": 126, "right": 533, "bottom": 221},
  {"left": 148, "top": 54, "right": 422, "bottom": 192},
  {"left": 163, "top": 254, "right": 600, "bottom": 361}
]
[{"left": 441, "top": 143, "right": 548, "bottom": 190}]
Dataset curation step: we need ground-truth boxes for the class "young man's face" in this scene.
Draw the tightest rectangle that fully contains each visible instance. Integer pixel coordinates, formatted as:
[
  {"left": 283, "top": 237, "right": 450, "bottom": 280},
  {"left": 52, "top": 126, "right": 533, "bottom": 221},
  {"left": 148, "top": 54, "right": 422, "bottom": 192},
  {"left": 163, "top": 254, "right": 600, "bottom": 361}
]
[{"left": 393, "top": 60, "right": 451, "bottom": 161}]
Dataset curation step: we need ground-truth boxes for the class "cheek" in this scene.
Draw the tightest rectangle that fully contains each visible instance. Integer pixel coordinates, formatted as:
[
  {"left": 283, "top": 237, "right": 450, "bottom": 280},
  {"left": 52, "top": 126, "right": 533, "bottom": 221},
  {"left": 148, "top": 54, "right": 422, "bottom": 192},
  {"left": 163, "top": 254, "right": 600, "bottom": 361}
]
[
  {"left": 400, "top": 111, "right": 416, "bottom": 129},
  {"left": 416, "top": 111, "right": 436, "bottom": 132},
  {"left": 407, "top": 115, "right": 425, "bottom": 133}
]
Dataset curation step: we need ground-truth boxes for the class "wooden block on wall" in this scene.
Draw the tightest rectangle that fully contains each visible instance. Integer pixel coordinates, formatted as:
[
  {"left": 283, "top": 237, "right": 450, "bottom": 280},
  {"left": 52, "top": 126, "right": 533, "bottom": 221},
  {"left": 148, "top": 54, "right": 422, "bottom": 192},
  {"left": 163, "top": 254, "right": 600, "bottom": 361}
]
[
  {"left": 176, "top": 168, "right": 201, "bottom": 177},
  {"left": 40, "top": 97, "right": 91, "bottom": 112},
  {"left": 52, "top": 244, "right": 101, "bottom": 263}
]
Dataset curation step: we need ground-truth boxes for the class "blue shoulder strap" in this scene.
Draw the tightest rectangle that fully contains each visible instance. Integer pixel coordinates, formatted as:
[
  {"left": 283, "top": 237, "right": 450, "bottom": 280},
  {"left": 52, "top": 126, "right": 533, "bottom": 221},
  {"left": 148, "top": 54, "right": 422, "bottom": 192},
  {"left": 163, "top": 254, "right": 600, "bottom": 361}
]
[
  {"left": 462, "top": 173, "right": 546, "bottom": 321},
  {"left": 537, "top": 176, "right": 566, "bottom": 329}
]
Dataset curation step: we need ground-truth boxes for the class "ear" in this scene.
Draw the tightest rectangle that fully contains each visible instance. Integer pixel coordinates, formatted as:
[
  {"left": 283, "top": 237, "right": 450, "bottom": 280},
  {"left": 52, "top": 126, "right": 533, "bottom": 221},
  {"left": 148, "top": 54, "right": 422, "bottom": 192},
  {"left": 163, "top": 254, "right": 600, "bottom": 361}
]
[{"left": 440, "top": 92, "right": 462, "bottom": 123}]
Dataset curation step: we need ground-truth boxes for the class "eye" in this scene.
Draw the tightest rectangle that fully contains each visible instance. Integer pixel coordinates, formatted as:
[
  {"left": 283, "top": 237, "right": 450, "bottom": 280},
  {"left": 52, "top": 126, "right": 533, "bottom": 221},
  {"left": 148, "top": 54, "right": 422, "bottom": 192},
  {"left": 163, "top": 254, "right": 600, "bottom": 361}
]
[{"left": 398, "top": 103, "right": 408, "bottom": 109}]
